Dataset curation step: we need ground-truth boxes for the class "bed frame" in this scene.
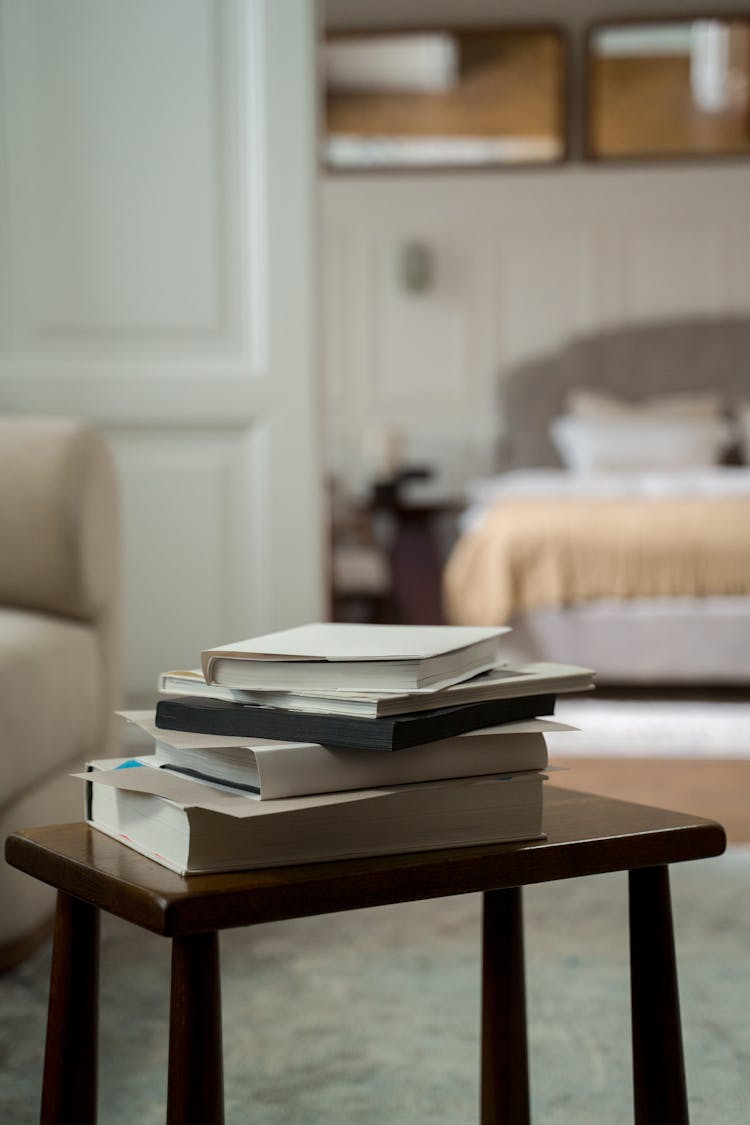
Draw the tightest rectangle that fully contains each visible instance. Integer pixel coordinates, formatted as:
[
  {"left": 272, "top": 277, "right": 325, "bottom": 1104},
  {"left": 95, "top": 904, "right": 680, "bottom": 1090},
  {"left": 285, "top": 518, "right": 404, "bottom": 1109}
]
[{"left": 493, "top": 315, "right": 750, "bottom": 685}]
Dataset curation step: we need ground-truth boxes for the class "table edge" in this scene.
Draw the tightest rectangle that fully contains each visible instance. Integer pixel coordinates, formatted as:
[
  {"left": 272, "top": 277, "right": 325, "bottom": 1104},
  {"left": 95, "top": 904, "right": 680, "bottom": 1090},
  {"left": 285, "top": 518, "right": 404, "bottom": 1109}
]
[{"left": 5, "top": 798, "right": 727, "bottom": 936}]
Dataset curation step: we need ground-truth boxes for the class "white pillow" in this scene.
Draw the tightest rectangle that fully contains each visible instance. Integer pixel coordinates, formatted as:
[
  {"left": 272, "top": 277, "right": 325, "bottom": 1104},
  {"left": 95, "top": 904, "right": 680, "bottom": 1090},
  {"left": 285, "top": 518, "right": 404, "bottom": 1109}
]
[
  {"left": 549, "top": 414, "right": 732, "bottom": 473},
  {"left": 565, "top": 388, "right": 723, "bottom": 420}
]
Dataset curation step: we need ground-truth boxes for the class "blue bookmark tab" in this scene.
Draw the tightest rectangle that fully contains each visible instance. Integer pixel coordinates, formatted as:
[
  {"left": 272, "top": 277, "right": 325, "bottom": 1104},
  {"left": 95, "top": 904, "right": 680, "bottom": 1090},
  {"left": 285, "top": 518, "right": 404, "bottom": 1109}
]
[{"left": 115, "top": 759, "right": 145, "bottom": 770}]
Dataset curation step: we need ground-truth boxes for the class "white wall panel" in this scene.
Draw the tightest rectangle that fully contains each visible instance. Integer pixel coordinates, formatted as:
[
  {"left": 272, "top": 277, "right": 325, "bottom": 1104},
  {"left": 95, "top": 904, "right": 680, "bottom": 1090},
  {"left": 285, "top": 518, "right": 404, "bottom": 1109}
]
[
  {"left": 623, "top": 228, "right": 726, "bottom": 322},
  {"left": 321, "top": 166, "right": 750, "bottom": 496},
  {"left": 370, "top": 237, "right": 473, "bottom": 405},
  {"left": 322, "top": 229, "right": 363, "bottom": 408},
  {"left": 111, "top": 429, "right": 266, "bottom": 698},
  {"left": 495, "top": 228, "right": 598, "bottom": 367},
  {"left": 723, "top": 223, "right": 750, "bottom": 313},
  {"left": 0, "top": 0, "right": 259, "bottom": 372}
]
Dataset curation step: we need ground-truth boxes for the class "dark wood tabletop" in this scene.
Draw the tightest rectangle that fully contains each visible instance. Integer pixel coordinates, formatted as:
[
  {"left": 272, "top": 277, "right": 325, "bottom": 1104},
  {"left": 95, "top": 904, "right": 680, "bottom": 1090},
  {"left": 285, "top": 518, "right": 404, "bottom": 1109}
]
[{"left": 5, "top": 787, "right": 725, "bottom": 937}]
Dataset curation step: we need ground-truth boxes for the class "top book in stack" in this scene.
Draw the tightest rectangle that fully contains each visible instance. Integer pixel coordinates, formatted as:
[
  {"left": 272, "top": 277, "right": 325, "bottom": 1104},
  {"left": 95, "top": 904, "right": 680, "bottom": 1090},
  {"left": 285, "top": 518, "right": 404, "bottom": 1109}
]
[{"left": 201, "top": 623, "right": 509, "bottom": 693}]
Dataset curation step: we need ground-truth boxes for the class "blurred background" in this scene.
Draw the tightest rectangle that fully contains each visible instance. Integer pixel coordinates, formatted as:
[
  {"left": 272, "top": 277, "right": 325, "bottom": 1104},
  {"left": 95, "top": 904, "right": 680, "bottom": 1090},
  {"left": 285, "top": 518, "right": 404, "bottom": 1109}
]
[
  {"left": 1, "top": 5, "right": 749, "bottom": 1119},
  {"left": 1, "top": 0, "right": 749, "bottom": 830}
]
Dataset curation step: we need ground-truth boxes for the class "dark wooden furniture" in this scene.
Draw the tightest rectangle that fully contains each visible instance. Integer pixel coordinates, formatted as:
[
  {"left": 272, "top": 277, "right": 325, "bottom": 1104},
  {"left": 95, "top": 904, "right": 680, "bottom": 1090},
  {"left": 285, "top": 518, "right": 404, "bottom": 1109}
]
[
  {"left": 370, "top": 473, "right": 463, "bottom": 625},
  {"left": 330, "top": 473, "right": 462, "bottom": 625},
  {"left": 383, "top": 498, "right": 462, "bottom": 625},
  {"left": 5, "top": 788, "right": 725, "bottom": 1125}
]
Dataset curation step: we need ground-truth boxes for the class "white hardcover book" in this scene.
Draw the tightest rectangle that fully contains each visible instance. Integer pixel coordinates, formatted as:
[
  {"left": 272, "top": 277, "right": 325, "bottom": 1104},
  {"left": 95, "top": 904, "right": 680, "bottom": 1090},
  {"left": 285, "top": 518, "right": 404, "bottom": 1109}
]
[
  {"left": 119, "top": 710, "right": 572, "bottom": 800},
  {"left": 201, "top": 623, "right": 509, "bottom": 692},
  {"left": 159, "top": 661, "right": 595, "bottom": 718},
  {"left": 80, "top": 764, "right": 546, "bottom": 875}
]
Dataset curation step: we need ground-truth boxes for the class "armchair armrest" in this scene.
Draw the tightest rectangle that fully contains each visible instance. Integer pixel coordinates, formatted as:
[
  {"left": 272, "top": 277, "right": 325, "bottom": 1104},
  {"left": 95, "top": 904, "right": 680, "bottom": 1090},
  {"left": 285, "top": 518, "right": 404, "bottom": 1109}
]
[{"left": 0, "top": 416, "right": 119, "bottom": 621}]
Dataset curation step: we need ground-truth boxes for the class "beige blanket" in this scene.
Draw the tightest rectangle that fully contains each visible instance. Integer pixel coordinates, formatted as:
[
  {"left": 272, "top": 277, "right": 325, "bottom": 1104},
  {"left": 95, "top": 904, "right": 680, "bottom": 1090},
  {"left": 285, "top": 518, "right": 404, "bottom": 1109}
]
[{"left": 443, "top": 496, "right": 750, "bottom": 626}]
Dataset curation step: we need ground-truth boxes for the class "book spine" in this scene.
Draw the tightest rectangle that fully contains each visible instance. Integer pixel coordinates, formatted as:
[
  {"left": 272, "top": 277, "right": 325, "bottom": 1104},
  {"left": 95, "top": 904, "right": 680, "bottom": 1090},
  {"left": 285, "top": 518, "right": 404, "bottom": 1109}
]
[
  {"left": 255, "top": 737, "right": 547, "bottom": 800},
  {"left": 154, "top": 693, "right": 557, "bottom": 753},
  {"left": 155, "top": 698, "right": 396, "bottom": 750}
]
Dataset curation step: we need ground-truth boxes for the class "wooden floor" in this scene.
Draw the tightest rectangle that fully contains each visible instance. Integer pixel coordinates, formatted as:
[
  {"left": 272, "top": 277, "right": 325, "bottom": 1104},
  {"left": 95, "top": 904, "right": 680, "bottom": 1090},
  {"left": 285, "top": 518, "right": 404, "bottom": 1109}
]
[{"left": 550, "top": 759, "right": 750, "bottom": 844}]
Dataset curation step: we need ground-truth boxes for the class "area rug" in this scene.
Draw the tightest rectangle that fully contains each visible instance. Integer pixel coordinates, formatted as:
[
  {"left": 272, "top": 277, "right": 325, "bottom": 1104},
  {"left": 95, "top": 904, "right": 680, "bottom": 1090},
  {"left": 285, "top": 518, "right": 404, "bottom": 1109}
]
[
  {"left": 550, "top": 696, "right": 750, "bottom": 758},
  {"left": 1, "top": 849, "right": 748, "bottom": 1124}
]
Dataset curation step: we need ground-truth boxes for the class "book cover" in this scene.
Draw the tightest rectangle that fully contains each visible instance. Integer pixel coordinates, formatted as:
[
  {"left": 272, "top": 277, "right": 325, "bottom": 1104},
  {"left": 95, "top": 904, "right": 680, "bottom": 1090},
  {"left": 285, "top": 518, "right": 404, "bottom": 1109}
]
[
  {"left": 157, "top": 661, "right": 594, "bottom": 718},
  {"left": 81, "top": 765, "right": 546, "bottom": 874},
  {"left": 154, "top": 691, "right": 557, "bottom": 752},
  {"left": 120, "top": 710, "right": 568, "bottom": 799},
  {"left": 201, "top": 623, "right": 509, "bottom": 692}
]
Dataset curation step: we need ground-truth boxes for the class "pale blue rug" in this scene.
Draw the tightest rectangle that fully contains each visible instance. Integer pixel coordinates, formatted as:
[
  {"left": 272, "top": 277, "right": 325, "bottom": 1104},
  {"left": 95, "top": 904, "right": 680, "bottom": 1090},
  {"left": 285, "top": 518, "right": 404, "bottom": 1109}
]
[{"left": 1, "top": 849, "right": 748, "bottom": 1124}]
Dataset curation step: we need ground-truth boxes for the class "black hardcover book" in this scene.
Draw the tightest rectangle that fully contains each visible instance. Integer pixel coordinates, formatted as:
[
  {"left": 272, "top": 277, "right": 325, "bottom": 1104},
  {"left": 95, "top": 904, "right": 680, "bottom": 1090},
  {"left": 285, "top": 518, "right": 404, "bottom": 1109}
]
[{"left": 154, "top": 692, "right": 557, "bottom": 752}]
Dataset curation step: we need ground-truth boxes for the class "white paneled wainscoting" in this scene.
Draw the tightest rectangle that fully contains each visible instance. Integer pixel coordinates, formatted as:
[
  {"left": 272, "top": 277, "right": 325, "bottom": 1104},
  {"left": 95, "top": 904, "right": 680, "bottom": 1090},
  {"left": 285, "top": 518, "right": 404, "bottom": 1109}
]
[{"left": 321, "top": 165, "right": 750, "bottom": 500}]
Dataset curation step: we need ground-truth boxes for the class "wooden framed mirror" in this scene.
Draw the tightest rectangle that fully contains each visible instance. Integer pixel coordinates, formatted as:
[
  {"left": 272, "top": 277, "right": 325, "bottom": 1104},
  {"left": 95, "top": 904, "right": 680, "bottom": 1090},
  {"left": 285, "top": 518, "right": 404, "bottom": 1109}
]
[
  {"left": 322, "top": 24, "right": 567, "bottom": 171},
  {"left": 586, "top": 14, "right": 750, "bottom": 161}
]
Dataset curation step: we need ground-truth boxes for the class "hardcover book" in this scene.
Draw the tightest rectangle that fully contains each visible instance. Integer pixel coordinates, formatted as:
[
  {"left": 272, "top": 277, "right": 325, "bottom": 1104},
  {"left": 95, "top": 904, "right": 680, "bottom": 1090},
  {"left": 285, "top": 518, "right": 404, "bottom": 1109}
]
[
  {"left": 81, "top": 763, "right": 546, "bottom": 875},
  {"left": 154, "top": 691, "right": 558, "bottom": 752},
  {"left": 158, "top": 662, "right": 594, "bottom": 718},
  {"left": 201, "top": 622, "right": 509, "bottom": 693}
]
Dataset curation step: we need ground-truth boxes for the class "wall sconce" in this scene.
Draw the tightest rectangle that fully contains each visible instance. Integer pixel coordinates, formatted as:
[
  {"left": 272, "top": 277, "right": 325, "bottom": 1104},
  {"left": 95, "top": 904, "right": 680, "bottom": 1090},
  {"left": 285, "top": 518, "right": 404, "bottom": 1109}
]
[{"left": 398, "top": 240, "right": 434, "bottom": 293}]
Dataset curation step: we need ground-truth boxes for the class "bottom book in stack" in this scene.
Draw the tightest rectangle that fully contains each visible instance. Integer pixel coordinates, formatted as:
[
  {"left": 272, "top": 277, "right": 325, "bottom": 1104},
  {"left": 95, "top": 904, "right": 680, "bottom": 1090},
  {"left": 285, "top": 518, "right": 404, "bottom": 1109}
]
[
  {"left": 81, "top": 766, "right": 545, "bottom": 875},
  {"left": 77, "top": 715, "right": 571, "bottom": 875}
]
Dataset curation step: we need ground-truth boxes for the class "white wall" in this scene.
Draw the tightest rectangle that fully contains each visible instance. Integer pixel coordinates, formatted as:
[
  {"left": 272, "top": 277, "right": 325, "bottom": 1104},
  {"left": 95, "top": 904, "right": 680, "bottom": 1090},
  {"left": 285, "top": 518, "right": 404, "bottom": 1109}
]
[{"left": 321, "top": 1, "right": 750, "bottom": 498}]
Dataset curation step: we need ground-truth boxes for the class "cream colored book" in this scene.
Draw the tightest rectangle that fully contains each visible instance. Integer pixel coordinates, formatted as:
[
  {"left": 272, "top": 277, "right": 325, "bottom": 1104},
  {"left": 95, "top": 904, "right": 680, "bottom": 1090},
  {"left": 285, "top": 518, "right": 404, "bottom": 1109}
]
[
  {"left": 120, "top": 710, "right": 570, "bottom": 800},
  {"left": 201, "top": 623, "right": 510, "bottom": 693},
  {"left": 79, "top": 762, "right": 546, "bottom": 875},
  {"left": 159, "top": 661, "right": 594, "bottom": 718}
]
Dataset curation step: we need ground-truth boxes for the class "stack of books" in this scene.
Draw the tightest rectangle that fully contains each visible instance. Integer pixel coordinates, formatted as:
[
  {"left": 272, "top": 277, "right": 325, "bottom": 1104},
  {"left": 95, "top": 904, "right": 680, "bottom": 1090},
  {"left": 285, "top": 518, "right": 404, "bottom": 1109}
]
[{"left": 80, "top": 624, "right": 594, "bottom": 875}]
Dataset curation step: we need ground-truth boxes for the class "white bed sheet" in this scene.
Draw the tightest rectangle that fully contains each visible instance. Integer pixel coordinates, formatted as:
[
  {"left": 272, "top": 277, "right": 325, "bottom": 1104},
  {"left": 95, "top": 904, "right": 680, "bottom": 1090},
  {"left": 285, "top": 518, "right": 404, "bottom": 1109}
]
[
  {"left": 460, "top": 466, "right": 750, "bottom": 533},
  {"left": 456, "top": 467, "right": 750, "bottom": 684}
]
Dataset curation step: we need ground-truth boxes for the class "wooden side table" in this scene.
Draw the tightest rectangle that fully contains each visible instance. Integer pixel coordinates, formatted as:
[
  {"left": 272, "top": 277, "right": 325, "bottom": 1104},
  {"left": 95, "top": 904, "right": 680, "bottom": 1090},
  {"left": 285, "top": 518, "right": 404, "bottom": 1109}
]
[
  {"left": 383, "top": 498, "right": 462, "bottom": 624},
  {"left": 368, "top": 475, "right": 463, "bottom": 625},
  {"left": 5, "top": 788, "right": 726, "bottom": 1125}
]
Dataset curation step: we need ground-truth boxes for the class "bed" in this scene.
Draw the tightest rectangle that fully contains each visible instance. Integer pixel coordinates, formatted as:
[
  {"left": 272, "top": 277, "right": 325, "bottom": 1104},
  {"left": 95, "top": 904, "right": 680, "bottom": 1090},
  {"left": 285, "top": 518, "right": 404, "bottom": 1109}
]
[{"left": 443, "top": 316, "right": 750, "bottom": 685}]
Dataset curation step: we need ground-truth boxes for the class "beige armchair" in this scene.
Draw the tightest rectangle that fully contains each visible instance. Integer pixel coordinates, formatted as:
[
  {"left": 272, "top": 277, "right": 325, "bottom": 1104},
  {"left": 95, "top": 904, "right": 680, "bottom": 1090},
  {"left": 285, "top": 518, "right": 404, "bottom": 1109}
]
[{"left": 0, "top": 416, "right": 120, "bottom": 969}]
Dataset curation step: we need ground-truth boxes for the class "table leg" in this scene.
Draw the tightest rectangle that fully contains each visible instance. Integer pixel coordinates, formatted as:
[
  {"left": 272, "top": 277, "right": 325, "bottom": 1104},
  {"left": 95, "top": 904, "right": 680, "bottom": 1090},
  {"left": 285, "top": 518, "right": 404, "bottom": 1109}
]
[
  {"left": 629, "top": 865, "right": 689, "bottom": 1125},
  {"left": 481, "top": 886, "right": 530, "bottom": 1125},
  {"left": 168, "top": 931, "right": 224, "bottom": 1125},
  {"left": 40, "top": 891, "right": 99, "bottom": 1125}
]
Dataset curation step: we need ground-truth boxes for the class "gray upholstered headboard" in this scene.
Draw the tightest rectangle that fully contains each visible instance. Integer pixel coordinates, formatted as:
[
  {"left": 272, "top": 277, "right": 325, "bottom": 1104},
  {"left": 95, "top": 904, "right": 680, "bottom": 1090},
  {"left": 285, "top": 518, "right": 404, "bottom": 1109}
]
[{"left": 496, "top": 315, "right": 750, "bottom": 470}]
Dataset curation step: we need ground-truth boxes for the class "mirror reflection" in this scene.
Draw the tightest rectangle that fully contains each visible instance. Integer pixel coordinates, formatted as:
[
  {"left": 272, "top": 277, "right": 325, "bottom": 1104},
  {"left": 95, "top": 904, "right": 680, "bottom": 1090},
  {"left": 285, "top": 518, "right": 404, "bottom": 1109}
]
[
  {"left": 323, "top": 27, "right": 566, "bottom": 170},
  {"left": 588, "top": 17, "right": 750, "bottom": 159}
]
